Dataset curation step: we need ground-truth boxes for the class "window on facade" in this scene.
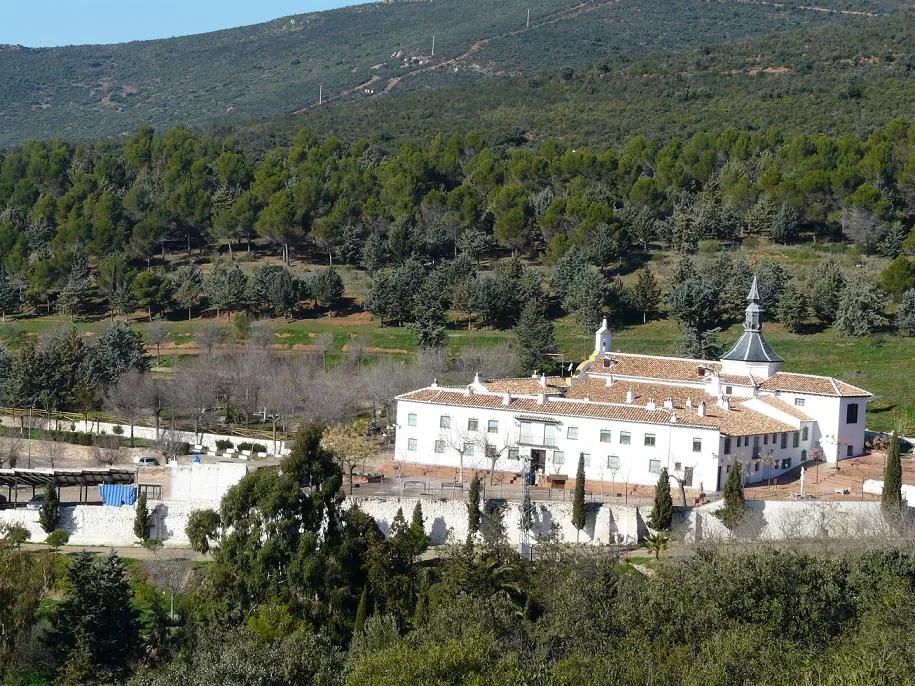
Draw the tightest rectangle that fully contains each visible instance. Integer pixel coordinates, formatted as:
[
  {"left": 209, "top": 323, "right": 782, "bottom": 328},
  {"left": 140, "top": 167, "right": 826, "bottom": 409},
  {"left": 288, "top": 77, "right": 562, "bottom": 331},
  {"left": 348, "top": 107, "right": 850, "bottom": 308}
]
[
  {"left": 752, "top": 436, "right": 760, "bottom": 458},
  {"left": 726, "top": 464, "right": 731, "bottom": 473},
  {"left": 545, "top": 424, "right": 558, "bottom": 447},
  {"left": 792, "top": 432, "right": 799, "bottom": 448},
  {"left": 600, "top": 429, "right": 612, "bottom": 443},
  {"left": 407, "top": 413, "right": 417, "bottom": 427},
  {"left": 467, "top": 418, "right": 478, "bottom": 431},
  {"left": 620, "top": 432, "right": 631, "bottom": 445},
  {"left": 582, "top": 453, "right": 591, "bottom": 467},
  {"left": 407, "top": 438, "right": 417, "bottom": 451},
  {"left": 464, "top": 443, "right": 475, "bottom": 457},
  {"left": 794, "top": 397, "right": 805, "bottom": 407},
  {"left": 764, "top": 434, "right": 769, "bottom": 445},
  {"left": 725, "top": 385, "right": 733, "bottom": 395},
  {"left": 520, "top": 420, "right": 555, "bottom": 446},
  {"left": 552, "top": 450, "right": 565, "bottom": 465},
  {"left": 674, "top": 461, "right": 682, "bottom": 471},
  {"left": 607, "top": 455, "right": 620, "bottom": 470},
  {"left": 846, "top": 403, "right": 859, "bottom": 424},
  {"left": 723, "top": 437, "right": 732, "bottom": 454},
  {"left": 781, "top": 458, "right": 792, "bottom": 470},
  {"left": 649, "top": 459, "right": 661, "bottom": 474},
  {"left": 434, "top": 440, "right": 445, "bottom": 453},
  {"left": 508, "top": 447, "right": 520, "bottom": 460},
  {"left": 137, "top": 484, "right": 162, "bottom": 499},
  {"left": 567, "top": 426, "right": 579, "bottom": 440},
  {"left": 847, "top": 445, "right": 853, "bottom": 457},
  {"left": 488, "top": 420, "right": 499, "bottom": 433},
  {"left": 692, "top": 438, "right": 702, "bottom": 453},
  {"left": 802, "top": 426, "right": 809, "bottom": 441},
  {"left": 440, "top": 415, "right": 450, "bottom": 429},
  {"left": 780, "top": 432, "right": 787, "bottom": 449},
  {"left": 754, "top": 461, "right": 760, "bottom": 472},
  {"left": 644, "top": 434, "right": 656, "bottom": 447}
]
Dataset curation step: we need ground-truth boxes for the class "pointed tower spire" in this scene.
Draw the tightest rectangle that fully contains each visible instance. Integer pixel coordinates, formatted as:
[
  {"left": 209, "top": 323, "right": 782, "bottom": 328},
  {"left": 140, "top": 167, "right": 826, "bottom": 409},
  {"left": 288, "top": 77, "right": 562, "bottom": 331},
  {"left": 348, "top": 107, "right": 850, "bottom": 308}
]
[{"left": 720, "top": 273, "right": 783, "bottom": 375}]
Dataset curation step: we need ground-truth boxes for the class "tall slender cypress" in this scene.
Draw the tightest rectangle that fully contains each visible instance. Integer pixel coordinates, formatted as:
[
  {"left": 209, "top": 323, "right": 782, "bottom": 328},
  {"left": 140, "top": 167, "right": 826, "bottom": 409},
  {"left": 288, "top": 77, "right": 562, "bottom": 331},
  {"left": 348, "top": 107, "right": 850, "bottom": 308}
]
[
  {"left": 648, "top": 468, "right": 674, "bottom": 531},
  {"left": 882, "top": 432, "right": 902, "bottom": 518},
  {"left": 572, "top": 452, "right": 586, "bottom": 540}
]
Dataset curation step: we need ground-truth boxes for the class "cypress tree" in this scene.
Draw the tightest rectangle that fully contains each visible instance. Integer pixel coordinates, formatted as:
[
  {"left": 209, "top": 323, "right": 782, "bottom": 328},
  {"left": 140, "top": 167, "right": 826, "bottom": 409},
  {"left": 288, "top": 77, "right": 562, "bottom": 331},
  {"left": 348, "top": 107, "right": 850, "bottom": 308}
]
[
  {"left": 354, "top": 585, "right": 369, "bottom": 634},
  {"left": 717, "top": 463, "right": 746, "bottom": 530},
  {"left": 39, "top": 483, "right": 61, "bottom": 534},
  {"left": 467, "top": 475, "right": 482, "bottom": 536},
  {"left": 881, "top": 432, "right": 902, "bottom": 518},
  {"left": 572, "top": 452, "right": 586, "bottom": 540},
  {"left": 409, "top": 500, "right": 428, "bottom": 554},
  {"left": 133, "top": 493, "right": 151, "bottom": 541},
  {"left": 521, "top": 492, "right": 534, "bottom": 533},
  {"left": 648, "top": 468, "right": 674, "bottom": 531}
]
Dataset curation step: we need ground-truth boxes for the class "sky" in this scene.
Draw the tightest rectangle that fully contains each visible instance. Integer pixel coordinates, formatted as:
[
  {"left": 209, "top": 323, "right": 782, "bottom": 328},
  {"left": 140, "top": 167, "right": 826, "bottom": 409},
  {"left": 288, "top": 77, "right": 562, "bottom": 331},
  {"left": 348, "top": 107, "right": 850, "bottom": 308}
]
[{"left": 0, "top": 0, "right": 368, "bottom": 47}]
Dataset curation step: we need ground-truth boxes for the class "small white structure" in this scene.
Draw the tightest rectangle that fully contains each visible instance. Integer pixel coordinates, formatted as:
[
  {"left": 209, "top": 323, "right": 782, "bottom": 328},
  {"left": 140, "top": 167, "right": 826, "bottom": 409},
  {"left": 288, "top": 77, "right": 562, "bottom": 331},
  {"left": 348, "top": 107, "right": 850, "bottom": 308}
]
[{"left": 394, "top": 279, "right": 871, "bottom": 491}]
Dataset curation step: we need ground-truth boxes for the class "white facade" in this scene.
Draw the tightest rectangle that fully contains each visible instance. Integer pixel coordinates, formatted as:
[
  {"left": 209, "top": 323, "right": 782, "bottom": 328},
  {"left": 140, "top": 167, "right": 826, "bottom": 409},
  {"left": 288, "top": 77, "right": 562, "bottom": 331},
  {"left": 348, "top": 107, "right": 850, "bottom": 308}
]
[{"left": 394, "top": 284, "right": 871, "bottom": 491}]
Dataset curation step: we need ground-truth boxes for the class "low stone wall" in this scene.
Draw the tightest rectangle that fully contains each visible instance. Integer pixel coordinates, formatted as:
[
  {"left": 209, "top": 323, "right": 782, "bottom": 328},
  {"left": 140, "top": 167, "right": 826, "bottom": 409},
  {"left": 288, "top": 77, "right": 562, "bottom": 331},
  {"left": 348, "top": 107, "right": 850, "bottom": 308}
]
[
  {"left": 863, "top": 479, "right": 915, "bottom": 505},
  {"left": 686, "top": 499, "right": 897, "bottom": 542},
  {"left": 347, "top": 497, "right": 646, "bottom": 546}
]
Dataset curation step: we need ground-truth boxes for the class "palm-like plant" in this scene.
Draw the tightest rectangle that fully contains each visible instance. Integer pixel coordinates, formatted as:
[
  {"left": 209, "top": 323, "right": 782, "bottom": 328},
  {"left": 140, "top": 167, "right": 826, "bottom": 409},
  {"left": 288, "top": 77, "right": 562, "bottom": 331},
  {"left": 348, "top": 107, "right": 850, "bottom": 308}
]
[{"left": 645, "top": 532, "right": 670, "bottom": 560}]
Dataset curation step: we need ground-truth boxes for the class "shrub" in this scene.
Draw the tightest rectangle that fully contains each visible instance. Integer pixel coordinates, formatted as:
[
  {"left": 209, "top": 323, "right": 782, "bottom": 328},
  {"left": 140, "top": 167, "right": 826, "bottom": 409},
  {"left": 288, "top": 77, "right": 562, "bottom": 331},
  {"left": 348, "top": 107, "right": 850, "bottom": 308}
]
[
  {"left": 112, "top": 424, "right": 124, "bottom": 435},
  {"left": 216, "top": 439, "right": 234, "bottom": 451},
  {"left": 238, "top": 442, "right": 267, "bottom": 453},
  {"left": 46, "top": 529, "right": 70, "bottom": 550}
]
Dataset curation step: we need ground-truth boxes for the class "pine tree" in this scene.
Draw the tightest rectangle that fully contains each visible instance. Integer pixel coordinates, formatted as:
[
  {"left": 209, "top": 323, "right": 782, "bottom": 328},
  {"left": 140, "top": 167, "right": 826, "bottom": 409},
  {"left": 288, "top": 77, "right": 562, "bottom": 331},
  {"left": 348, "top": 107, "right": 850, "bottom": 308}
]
[
  {"left": 743, "top": 194, "right": 776, "bottom": 236},
  {"left": 171, "top": 263, "right": 205, "bottom": 320},
  {"left": 648, "top": 468, "right": 673, "bottom": 531},
  {"left": 572, "top": 452, "right": 586, "bottom": 540},
  {"left": 717, "top": 463, "right": 746, "bottom": 530},
  {"left": 513, "top": 298, "right": 558, "bottom": 375},
  {"left": 631, "top": 268, "right": 662, "bottom": 323},
  {"left": 0, "top": 266, "right": 20, "bottom": 322},
  {"left": 769, "top": 202, "right": 799, "bottom": 244},
  {"left": 354, "top": 585, "right": 369, "bottom": 634},
  {"left": 57, "top": 260, "right": 95, "bottom": 319},
  {"left": 133, "top": 493, "right": 151, "bottom": 541},
  {"left": 810, "top": 258, "right": 845, "bottom": 324},
  {"left": 835, "top": 275, "right": 888, "bottom": 336},
  {"left": 776, "top": 279, "right": 809, "bottom": 333},
  {"left": 678, "top": 326, "right": 722, "bottom": 359},
  {"left": 409, "top": 500, "right": 428, "bottom": 554},
  {"left": 467, "top": 475, "right": 482, "bottom": 537},
  {"left": 881, "top": 432, "right": 902, "bottom": 519},
  {"left": 897, "top": 288, "right": 915, "bottom": 336},
  {"left": 39, "top": 483, "right": 61, "bottom": 534}
]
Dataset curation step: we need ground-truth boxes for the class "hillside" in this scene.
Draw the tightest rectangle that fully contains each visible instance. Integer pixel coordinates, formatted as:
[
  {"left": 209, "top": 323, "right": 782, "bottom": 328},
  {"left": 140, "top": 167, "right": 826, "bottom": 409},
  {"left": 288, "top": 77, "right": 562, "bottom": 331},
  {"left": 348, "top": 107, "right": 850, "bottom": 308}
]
[
  {"left": 0, "top": 0, "right": 907, "bottom": 145},
  {"left": 241, "top": 10, "right": 915, "bottom": 153}
]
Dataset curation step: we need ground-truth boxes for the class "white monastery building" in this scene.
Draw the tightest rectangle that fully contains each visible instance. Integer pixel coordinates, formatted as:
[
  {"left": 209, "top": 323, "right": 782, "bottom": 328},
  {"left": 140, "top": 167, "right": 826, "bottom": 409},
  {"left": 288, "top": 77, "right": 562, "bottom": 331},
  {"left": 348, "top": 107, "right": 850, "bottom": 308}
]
[{"left": 394, "top": 278, "right": 871, "bottom": 492}]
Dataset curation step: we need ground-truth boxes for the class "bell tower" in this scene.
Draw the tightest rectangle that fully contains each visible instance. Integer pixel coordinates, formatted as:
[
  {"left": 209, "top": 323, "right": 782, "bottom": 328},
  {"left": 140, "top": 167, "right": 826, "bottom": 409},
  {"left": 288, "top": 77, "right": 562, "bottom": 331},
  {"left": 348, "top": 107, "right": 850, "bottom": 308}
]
[
  {"left": 720, "top": 276, "right": 783, "bottom": 379},
  {"left": 594, "top": 318, "right": 612, "bottom": 357}
]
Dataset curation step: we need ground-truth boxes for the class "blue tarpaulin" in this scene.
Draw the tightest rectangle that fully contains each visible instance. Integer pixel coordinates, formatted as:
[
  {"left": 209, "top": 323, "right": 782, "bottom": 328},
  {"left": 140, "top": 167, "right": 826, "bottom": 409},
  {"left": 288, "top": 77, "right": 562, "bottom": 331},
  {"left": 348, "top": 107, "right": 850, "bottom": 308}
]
[{"left": 98, "top": 484, "right": 137, "bottom": 506}]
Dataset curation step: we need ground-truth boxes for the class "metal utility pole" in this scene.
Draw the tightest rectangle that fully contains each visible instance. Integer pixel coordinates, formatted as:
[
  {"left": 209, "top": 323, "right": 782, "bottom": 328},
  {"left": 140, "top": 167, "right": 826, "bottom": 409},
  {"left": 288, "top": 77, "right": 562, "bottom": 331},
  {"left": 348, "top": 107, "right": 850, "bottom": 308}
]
[
  {"left": 431, "top": 35, "right": 435, "bottom": 57},
  {"left": 527, "top": 8, "right": 531, "bottom": 28},
  {"left": 318, "top": 84, "right": 323, "bottom": 105}
]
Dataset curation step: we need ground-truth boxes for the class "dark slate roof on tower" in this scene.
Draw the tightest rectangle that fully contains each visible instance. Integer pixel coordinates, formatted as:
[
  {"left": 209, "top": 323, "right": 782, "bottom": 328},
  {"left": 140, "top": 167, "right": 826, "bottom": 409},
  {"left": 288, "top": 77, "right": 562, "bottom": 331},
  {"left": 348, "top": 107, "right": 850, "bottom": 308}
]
[{"left": 721, "top": 273, "right": 784, "bottom": 363}]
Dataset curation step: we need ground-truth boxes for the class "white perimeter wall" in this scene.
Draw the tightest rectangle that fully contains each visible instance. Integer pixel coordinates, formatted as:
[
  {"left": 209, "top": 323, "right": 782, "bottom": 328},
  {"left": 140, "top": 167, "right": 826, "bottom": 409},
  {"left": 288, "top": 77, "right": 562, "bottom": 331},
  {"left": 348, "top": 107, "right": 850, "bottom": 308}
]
[{"left": 686, "top": 499, "right": 897, "bottom": 542}]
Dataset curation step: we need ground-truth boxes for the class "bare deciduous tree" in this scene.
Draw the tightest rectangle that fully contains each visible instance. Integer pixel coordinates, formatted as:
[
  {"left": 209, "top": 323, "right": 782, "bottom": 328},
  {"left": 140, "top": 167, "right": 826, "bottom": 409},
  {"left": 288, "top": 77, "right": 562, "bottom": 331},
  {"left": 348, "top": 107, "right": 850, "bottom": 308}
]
[{"left": 147, "top": 321, "right": 170, "bottom": 366}]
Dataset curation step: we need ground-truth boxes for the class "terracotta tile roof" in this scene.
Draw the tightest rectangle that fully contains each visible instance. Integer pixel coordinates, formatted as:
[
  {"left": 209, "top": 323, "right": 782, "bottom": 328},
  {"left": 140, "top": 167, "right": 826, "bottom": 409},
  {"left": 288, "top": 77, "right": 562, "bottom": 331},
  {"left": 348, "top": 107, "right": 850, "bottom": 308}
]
[
  {"left": 397, "top": 387, "right": 796, "bottom": 437},
  {"left": 759, "top": 372, "right": 871, "bottom": 397},
  {"left": 756, "top": 396, "right": 813, "bottom": 421},
  {"left": 482, "top": 376, "right": 567, "bottom": 394},
  {"left": 600, "top": 352, "right": 720, "bottom": 383},
  {"left": 718, "top": 374, "right": 755, "bottom": 386},
  {"left": 567, "top": 377, "right": 715, "bottom": 408}
]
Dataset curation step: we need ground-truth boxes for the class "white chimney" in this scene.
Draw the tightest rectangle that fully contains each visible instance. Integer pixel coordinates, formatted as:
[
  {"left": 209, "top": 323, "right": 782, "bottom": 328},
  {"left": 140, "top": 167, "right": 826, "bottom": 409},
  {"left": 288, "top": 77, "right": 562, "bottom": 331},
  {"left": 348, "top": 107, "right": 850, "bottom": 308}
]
[
  {"left": 663, "top": 397, "right": 674, "bottom": 409},
  {"left": 626, "top": 388, "right": 634, "bottom": 403},
  {"left": 685, "top": 397, "right": 693, "bottom": 408},
  {"left": 646, "top": 399, "right": 656, "bottom": 411},
  {"left": 537, "top": 393, "right": 546, "bottom": 405},
  {"left": 697, "top": 400, "right": 707, "bottom": 417},
  {"left": 594, "top": 318, "right": 612, "bottom": 356},
  {"left": 605, "top": 375, "right": 614, "bottom": 387},
  {"left": 502, "top": 392, "right": 511, "bottom": 406},
  {"left": 431, "top": 378, "right": 438, "bottom": 388},
  {"left": 465, "top": 386, "right": 473, "bottom": 396},
  {"left": 540, "top": 373, "right": 547, "bottom": 388},
  {"left": 718, "top": 396, "right": 730, "bottom": 410},
  {"left": 473, "top": 371, "right": 481, "bottom": 385},
  {"left": 670, "top": 414, "right": 678, "bottom": 423},
  {"left": 531, "top": 370, "right": 539, "bottom": 379}
]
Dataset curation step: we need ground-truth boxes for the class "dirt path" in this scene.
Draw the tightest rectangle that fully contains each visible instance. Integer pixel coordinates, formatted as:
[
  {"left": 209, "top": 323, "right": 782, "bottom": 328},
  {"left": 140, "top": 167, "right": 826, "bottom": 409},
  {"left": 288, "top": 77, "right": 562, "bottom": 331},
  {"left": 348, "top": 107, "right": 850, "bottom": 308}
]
[
  {"left": 21, "top": 542, "right": 203, "bottom": 561},
  {"left": 293, "top": 0, "right": 621, "bottom": 113}
]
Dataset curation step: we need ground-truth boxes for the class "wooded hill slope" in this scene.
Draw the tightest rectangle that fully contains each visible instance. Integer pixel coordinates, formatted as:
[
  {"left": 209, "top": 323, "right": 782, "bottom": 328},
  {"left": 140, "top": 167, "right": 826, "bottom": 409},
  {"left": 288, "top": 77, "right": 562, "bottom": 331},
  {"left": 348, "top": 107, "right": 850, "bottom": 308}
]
[{"left": 1, "top": 0, "right": 907, "bottom": 145}]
